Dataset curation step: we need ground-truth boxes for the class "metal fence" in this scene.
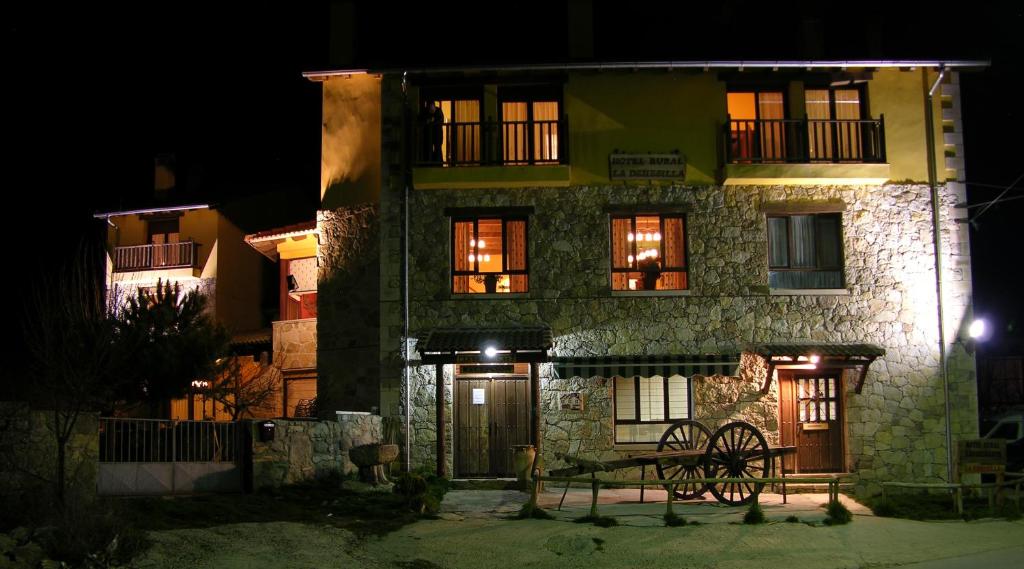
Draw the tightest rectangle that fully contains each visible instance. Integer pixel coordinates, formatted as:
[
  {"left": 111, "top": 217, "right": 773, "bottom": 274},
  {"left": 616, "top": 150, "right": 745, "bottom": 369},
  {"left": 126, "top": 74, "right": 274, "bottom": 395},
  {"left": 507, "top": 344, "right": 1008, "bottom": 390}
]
[{"left": 98, "top": 417, "right": 241, "bottom": 463}]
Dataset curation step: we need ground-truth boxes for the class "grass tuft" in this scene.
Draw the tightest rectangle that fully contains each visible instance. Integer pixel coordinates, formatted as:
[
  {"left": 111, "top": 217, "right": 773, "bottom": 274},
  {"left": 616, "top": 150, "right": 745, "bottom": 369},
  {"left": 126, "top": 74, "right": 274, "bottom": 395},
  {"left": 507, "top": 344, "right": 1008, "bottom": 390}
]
[
  {"left": 742, "top": 501, "right": 765, "bottom": 525},
  {"left": 515, "top": 504, "right": 555, "bottom": 520},
  {"left": 663, "top": 512, "right": 687, "bottom": 527},
  {"left": 823, "top": 500, "right": 853, "bottom": 525},
  {"left": 784, "top": 515, "right": 800, "bottom": 523}
]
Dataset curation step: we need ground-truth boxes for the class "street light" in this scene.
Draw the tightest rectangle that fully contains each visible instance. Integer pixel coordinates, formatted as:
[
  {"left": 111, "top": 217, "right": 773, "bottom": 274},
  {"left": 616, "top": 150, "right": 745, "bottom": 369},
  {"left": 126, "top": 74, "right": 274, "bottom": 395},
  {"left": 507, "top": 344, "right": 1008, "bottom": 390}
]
[{"left": 968, "top": 319, "right": 986, "bottom": 340}]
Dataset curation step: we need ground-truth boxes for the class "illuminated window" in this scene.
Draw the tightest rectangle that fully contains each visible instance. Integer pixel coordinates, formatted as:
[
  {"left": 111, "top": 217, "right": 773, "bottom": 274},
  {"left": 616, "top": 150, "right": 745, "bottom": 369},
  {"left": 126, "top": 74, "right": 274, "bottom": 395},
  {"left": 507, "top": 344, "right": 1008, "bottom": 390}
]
[
  {"left": 610, "top": 214, "right": 687, "bottom": 291},
  {"left": 500, "top": 87, "right": 561, "bottom": 165},
  {"left": 767, "top": 213, "right": 844, "bottom": 289},
  {"left": 420, "top": 94, "right": 482, "bottom": 165},
  {"left": 614, "top": 375, "right": 690, "bottom": 444},
  {"left": 805, "top": 88, "right": 865, "bottom": 161},
  {"left": 451, "top": 216, "right": 528, "bottom": 294},
  {"left": 727, "top": 90, "right": 786, "bottom": 162}
]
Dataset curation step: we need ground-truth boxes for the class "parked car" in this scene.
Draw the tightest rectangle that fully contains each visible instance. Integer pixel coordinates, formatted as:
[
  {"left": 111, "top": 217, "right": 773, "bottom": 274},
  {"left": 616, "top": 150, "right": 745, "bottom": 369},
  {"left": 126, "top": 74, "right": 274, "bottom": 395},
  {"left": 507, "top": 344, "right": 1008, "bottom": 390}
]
[{"left": 982, "top": 413, "right": 1024, "bottom": 473}]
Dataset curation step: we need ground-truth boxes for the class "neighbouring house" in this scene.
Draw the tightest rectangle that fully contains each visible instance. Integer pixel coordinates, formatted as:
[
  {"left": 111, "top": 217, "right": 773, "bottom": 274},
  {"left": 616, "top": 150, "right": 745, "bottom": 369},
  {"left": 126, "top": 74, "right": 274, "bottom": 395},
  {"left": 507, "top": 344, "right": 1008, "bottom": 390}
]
[
  {"left": 305, "top": 51, "right": 986, "bottom": 495},
  {"left": 95, "top": 158, "right": 271, "bottom": 419},
  {"left": 245, "top": 221, "right": 320, "bottom": 418}
]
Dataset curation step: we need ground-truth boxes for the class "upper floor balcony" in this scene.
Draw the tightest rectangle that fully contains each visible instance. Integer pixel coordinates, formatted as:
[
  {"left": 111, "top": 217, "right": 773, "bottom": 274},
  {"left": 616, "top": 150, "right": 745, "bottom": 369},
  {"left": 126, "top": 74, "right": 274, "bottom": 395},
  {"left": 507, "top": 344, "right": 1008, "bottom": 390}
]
[
  {"left": 725, "top": 116, "right": 886, "bottom": 164},
  {"left": 411, "top": 118, "right": 572, "bottom": 190},
  {"left": 112, "top": 241, "right": 196, "bottom": 273}
]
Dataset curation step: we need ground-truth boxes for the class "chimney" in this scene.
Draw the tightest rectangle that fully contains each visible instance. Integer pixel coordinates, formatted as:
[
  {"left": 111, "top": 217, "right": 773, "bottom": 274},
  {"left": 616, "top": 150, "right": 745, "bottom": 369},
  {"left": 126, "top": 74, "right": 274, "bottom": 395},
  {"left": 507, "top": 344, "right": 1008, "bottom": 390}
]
[
  {"left": 153, "top": 153, "right": 176, "bottom": 198},
  {"left": 568, "top": 0, "right": 594, "bottom": 61},
  {"left": 329, "top": 1, "right": 356, "bottom": 67}
]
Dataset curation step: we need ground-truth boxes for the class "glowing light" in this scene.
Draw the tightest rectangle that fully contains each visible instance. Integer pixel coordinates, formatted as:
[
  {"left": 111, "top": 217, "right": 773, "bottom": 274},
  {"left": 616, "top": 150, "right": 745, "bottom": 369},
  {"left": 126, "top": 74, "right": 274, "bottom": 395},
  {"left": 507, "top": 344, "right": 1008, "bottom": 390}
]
[
  {"left": 627, "top": 233, "right": 634, "bottom": 242},
  {"left": 478, "top": 240, "right": 486, "bottom": 249},
  {"left": 654, "top": 232, "right": 662, "bottom": 241},
  {"left": 483, "top": 254, "right": 491, "bottom": 262},
  {"left": 809, "top": 354, "right": 821, "bottom": 364},
  {"left": 627, "top": 254, "right": 634, "bottom": 264},
  {"left": 968, "top": 319, "right": 986, "bottom": 339},
  {"left": 470, "top": 239, "right": 476, "bottom": 247},
  {"left": 468, "top": 254, "right": 475, "bottom": 262},
  {"left": 645, "top": 232, "right": 653, "bottom": 241},
  {"left": 484, "top": 346, "right": 498, "bottom": 358}
]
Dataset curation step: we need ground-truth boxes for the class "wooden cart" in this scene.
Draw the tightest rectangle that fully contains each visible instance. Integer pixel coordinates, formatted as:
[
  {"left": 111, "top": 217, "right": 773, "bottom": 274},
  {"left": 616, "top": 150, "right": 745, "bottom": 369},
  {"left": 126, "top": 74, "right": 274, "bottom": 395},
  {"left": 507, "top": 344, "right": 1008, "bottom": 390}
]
[{"left": 550, "top": 419, "right": 796, "bottom": 506}]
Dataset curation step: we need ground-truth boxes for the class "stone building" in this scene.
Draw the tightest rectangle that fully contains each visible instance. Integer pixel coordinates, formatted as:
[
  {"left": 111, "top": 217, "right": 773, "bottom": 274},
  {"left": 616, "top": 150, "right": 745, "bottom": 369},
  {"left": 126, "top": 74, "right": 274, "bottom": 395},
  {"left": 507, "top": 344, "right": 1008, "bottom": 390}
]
[{"left": 307, "top": 58, "right": 984, "bottom": 496}]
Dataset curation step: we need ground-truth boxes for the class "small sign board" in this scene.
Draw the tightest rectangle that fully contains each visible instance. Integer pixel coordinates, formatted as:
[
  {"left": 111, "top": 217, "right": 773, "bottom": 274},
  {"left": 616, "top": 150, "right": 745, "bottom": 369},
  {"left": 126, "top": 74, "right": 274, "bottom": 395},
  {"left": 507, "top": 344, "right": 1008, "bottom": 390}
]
[
  {"left": 472, "top": 388, "right": 486, "bottom": 405},
  {"left": 958, "top": 438, "right": 1006, "bottom": 474},
  {"left": 609, "top": 153, "right": 686, "bottom": 180},
  {"left": 560, "top": 392, "right": 583, "bottom": 411}
]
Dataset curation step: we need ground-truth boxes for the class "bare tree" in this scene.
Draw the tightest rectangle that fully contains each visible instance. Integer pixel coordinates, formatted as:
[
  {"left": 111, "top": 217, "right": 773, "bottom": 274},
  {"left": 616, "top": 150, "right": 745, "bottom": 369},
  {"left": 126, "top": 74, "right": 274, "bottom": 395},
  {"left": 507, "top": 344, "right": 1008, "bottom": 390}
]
[
  {"left": 205, "top": 356, "right": 283, "bottom": 421},
  {"left": 18, "top": 242, "right": 126, "bottom": 506}
]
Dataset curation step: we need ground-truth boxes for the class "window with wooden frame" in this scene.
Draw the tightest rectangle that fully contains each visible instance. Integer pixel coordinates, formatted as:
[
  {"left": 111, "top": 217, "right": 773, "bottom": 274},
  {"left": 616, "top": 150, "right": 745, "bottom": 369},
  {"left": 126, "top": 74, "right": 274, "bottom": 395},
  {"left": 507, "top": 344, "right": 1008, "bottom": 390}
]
[
  {"left": 614, "top": 375, "right": 690, "bottom": 444},
  {"left": 796, "top": 375, "right": 839, "bottom": 423},
  {"left": 804, "top": 86, "right": 867, "bottom": 162},
  {"left": 610, "top": 214, "right": 687, "bottom": 291},
  {"left": 499, "top": 86, "right": 561, "bottom": 165},
  {"left": 767, "top": 213, "right": 844, "bottom": 289},
  {"left": 420, "top": 89, "right": 483, "bottom": 166},
  {"left": 727, "top": 90, "right": 787, "bottom": 162},
  {"left": 451, "top": 216, "right": 528, "bottom": 294}
]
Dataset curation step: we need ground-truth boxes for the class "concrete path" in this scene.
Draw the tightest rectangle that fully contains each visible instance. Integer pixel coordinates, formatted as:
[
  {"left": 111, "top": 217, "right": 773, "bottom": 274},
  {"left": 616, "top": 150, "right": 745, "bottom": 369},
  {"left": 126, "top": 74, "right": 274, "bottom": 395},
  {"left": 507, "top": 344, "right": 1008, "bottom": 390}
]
[{"left": 894, "top": 545, "right": 1024, "bottom": 568}]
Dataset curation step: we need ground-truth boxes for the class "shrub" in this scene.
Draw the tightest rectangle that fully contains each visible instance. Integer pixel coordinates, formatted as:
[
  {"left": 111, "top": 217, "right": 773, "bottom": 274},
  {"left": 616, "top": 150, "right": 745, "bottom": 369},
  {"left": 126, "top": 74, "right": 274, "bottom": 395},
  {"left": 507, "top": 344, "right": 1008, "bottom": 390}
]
[
  {"left": 516, "top": 504, "right": 554, "bottom": 520},
  {"left": 784, "top": 515, "right": 800, "bottom": 523},
  {"left": 824, "top": 500, "right": 853, "bottom": 525},
  {"left": 573, "top": 514, "right": 618, "bottom": 527},
  {"left": 663, "top": 512, "right": 687, "bottom": 526},
  {"left": 743, "top": 501, "right": 765, "bottom": 525}
]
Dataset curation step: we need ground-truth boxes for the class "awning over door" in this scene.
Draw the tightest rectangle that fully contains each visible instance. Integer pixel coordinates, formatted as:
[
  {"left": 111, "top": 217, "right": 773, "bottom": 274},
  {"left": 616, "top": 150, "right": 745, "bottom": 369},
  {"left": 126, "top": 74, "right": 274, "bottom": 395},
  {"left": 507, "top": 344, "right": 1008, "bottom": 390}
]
[
  {"left": 746, "top": 342, "right": 885, "bottom": 394},
  {"left": 553, "top": 354, "right": 741, "bottom": 379},
  {"left": 418, "top": 327, "right": 552, "bottom": 364}
]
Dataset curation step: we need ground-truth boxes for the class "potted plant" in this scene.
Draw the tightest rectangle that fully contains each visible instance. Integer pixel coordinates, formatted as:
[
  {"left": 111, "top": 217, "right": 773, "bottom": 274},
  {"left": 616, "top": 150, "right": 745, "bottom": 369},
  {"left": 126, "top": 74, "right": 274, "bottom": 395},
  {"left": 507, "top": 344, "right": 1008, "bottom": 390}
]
[
  {"left": 638, "top": 257, "right": 661, "bottom": 290},
  {"left": 474, "top": 274, "right": 499, "bottom": 293}
]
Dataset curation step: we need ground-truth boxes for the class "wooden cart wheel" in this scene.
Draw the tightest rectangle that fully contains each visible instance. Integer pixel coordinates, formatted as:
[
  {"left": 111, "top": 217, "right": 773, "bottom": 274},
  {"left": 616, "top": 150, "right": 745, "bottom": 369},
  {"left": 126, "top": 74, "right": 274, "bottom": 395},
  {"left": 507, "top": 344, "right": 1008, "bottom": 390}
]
[
  {"left": 703, "top": 421, "right": 769, "bottom": 506},
  {"left": 656, "top": 419, "right": 713, "bottom": 500}
]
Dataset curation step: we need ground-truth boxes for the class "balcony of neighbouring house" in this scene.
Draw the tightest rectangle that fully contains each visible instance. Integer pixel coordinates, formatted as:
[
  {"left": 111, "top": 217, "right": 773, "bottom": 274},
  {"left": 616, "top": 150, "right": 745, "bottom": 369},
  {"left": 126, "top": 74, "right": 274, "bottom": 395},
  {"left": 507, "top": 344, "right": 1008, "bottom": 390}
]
[
  {"left": 722, "top": 116, "right": 890, "bottom": 185},
  {"left": 112, "top": 241, "right": 197, "bottom": 272},
  {"left": 412, "top": 118, "right": 571, "bottom": 189}
]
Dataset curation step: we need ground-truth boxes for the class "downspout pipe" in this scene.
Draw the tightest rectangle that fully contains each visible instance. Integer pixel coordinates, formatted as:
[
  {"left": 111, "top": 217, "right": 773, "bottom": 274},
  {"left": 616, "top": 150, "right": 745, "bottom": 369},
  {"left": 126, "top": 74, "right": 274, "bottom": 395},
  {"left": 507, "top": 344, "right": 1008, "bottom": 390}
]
[
  {"left": 924, "top": 66, "right": 954, "bottom": 481},
  {"left": 401, "top": 71, "right": 412, "bottom": 472}
]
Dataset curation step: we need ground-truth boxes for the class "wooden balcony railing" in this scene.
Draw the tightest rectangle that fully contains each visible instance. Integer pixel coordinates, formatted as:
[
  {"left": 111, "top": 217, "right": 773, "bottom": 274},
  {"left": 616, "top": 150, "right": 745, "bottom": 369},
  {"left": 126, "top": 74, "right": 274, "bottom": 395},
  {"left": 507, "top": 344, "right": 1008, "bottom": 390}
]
[
  {"left": 725, "top": 115, "right": 886, "bottom": 164},
  {"left": 414, "top": 118, "right": 567, "bottom": 166},
  {"left": 113, "top": 241, "right": 196, "bottom": 273}
]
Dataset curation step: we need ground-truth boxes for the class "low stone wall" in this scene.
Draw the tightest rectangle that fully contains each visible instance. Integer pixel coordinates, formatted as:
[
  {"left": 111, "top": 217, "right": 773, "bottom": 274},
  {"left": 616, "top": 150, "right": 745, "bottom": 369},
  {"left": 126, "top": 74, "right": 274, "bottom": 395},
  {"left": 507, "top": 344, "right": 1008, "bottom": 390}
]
[
  {"left": 250, "top": 413, "right": 382, "bottom": 489},
  {"left": 0, "top": 402, "right": 99, "bottom": 502}
]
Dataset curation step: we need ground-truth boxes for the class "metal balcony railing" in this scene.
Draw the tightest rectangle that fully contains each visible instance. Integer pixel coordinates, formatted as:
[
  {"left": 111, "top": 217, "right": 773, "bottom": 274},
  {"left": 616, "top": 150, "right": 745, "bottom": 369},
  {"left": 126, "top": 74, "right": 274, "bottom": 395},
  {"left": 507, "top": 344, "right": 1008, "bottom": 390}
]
[
  {"left": 725, "top": 115, "right": 886, "bottom": 164},
  {"left": 113, "top": 241, "right": 196, "bottom": 272},
  {"left": 415, "top": 118, "right": 567, "bottom": 166}
]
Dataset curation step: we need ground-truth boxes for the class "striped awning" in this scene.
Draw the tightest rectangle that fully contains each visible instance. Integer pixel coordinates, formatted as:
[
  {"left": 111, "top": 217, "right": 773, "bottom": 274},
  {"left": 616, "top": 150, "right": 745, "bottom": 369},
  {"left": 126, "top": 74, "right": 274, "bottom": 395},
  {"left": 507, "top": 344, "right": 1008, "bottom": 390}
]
[{"left": 552, "top": 354, "right": 741, "bottom": 379}]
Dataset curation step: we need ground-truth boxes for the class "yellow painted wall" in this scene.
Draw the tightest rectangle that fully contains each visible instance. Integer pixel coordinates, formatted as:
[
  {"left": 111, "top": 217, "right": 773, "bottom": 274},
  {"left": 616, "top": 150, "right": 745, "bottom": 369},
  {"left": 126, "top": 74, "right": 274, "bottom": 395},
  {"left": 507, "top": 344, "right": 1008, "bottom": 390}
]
[
  {"left": 565, "top": 71, "right": 723, "bottom": 185},
  {"left": 321, "top": 74, "right": 382, "bottom": 209},
  {"left": 404, "top": 69, "right": 941, "bottom": 187},
  {"left": 277, "top": 235, "right": 318, "bottom": 260},
  {"left": 215, "top": 215, "right": 265, "bottom": 333}
]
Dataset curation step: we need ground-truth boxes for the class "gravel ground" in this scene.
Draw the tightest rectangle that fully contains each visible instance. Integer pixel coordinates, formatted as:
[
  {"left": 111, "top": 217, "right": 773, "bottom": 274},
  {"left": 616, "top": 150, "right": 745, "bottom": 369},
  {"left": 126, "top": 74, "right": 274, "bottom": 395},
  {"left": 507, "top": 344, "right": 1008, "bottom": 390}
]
[{"left": 132, "top": 492, "right": 1024, "bottom": 569}]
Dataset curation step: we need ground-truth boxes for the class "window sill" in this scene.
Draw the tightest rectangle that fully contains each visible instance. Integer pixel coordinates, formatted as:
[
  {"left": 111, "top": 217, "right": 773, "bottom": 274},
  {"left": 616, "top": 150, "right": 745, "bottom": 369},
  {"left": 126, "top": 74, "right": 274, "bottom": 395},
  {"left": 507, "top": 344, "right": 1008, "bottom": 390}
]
[
  {"left": 723, "top": 162, "right": 890, "bottom": 185},
  {"left": 611, "top": 289, "right": 691, "bottom": 297},
  {"left": 450, "top": 293, "right": 531, "bottom": 300},
  {"left": 769, "top": 288, "right": 849, "bottom": 296}
]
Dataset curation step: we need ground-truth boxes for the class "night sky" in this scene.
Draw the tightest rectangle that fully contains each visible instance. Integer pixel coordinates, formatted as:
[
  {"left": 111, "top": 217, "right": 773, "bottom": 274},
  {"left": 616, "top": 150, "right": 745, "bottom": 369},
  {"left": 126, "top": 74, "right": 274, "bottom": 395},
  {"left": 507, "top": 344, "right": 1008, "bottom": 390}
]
[{"left": 6, "top": 2, "right": 1023, "bottom": 371}]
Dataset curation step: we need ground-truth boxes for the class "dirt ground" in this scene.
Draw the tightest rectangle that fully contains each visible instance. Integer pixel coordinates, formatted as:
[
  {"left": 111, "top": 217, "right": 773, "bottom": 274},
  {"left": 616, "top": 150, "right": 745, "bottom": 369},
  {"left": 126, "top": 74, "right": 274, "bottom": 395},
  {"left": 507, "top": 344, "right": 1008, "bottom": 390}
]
[{"left": 132, "top": 491, "right": 1024, "bottom": 569}]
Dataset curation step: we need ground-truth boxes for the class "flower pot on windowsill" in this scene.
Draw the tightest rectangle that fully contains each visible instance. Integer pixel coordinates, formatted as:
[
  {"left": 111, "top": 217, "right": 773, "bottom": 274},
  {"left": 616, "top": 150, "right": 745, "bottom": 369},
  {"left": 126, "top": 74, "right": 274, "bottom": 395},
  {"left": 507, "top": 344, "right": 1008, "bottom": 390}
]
[{"left": 483, "top": 274, "right": 498, "bottom": 294}]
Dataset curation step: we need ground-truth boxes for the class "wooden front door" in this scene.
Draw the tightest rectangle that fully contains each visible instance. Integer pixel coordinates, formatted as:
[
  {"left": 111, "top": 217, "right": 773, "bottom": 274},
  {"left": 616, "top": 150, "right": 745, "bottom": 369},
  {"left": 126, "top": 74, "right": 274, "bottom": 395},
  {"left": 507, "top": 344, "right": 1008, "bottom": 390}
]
[
  {"left": 779, "top": 371, "right": 845, "bottom": 473},
  {"left": 454, "top": 373, "right": 530, "bottom": 477}
]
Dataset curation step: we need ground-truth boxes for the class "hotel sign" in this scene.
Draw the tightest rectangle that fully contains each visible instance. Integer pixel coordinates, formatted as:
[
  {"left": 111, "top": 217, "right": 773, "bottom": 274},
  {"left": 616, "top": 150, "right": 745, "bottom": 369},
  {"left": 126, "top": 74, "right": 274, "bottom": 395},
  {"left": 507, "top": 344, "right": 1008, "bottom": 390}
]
[
  {"left": 609, "top": 153, "right": 686, "bottom": 181},
  {"left": 957, "top": 439, "right": 1006, "bottom": 474}
]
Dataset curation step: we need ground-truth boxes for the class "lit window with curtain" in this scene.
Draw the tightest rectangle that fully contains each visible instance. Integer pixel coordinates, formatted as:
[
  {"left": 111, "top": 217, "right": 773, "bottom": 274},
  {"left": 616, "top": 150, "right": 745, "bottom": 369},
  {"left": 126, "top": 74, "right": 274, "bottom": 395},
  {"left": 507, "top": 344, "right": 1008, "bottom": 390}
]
[
  {"left": 614, "top": 375, "right": 690, "bottom": 444},
  {"left": 727, "top": 91, "right": 786, "bottom": 162},
  {"left": 421, "top": 96, "right": 482, "bottom": 165},
  {"left": 451, "top": 216, "right": 528, "bottom": 294},
  {"left": 500, "top": 90, "right": 561, "bottom": 165},
  {"left": 610, "top": 214, "right": 687, "bottom": 291},
  {"left": 805, "top": 88, "right": 864, "bottom": 162},
  {"left": 767, "top": 213, "right": 844, "bottom": 289}
]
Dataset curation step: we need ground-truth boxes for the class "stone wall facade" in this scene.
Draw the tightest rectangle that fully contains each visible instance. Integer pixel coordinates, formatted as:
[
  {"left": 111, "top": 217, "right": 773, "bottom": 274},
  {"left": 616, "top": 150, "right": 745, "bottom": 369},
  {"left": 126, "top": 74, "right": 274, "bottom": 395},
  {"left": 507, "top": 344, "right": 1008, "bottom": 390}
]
[
  {"left": 250, "top": 413, "right": 382, "bottom": 489},
  {"left": 390, "top": 182, "right": 977, "bottom": 496},
  {"left": 0, "top": 403, "right": 99, "bottom": 502},
  {"left": 317, "top": 205, "right": 381, "bottom": 415},
  {"left": 273, "top": 318, "right": 317, "bottom": 371}
]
